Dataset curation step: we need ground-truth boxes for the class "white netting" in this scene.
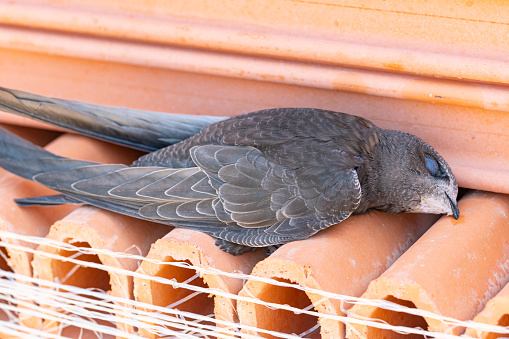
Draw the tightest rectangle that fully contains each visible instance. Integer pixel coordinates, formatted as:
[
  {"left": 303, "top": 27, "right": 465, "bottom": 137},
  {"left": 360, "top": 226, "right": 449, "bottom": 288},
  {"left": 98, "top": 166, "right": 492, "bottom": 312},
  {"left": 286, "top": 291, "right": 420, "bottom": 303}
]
[{"left": 0, "top": 230, "right": 506, "bottom": 339}]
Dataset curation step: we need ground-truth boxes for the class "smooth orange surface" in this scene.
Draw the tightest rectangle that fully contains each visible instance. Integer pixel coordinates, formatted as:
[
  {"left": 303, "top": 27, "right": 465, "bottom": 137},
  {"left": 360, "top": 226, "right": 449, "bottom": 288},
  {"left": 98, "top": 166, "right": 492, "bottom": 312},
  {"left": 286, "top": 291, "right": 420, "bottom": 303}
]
[
  {"left": 1, "top": 0, "right": 509, "bottom": 84},
  {"left": 1, "top": 25, "right": 509, "bottom": 113},
  {"left": 347, "top": 191, "right": 509, "bottom": 337}
]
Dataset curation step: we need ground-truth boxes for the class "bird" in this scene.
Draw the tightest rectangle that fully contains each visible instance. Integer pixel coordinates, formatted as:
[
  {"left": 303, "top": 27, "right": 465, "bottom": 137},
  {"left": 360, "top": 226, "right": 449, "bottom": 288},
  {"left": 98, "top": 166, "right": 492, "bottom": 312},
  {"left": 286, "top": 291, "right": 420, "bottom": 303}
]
[{"left": 0, "top": 87, "right": 459, "bottom": 255}]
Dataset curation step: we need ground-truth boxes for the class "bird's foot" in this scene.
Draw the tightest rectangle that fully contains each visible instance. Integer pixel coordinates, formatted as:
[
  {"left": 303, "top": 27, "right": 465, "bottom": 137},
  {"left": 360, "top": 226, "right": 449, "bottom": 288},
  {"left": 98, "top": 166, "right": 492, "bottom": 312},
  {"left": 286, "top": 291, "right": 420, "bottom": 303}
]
[
  {"left": 214, "top": 239, "right": 256, "bottom": 256},
  {"left": 266, "top": 244, "right": 282, "bottom": 255}
]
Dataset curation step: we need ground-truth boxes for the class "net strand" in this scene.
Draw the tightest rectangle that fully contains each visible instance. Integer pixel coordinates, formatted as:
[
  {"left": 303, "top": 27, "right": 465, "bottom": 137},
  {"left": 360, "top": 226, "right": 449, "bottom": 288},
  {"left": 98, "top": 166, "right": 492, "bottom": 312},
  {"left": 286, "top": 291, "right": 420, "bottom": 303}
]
[{"left": 0, "top": 230, "right": 506, "bottom": 338}]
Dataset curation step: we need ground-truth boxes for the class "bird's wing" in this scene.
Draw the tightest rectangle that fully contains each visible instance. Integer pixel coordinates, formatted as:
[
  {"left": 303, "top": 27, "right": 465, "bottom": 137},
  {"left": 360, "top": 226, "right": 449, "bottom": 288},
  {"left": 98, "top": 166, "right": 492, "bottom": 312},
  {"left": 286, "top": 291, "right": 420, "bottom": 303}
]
[
  {"left": 132, "top": 107, "right": 381, "bottom": 168},
  {"left": 219, "top": 107, "right": 381, "bottom": 155},
  {"left": 0, "top": 87, "right": 226, "bottom": 152},
  {"left": 187, "top": 144, "right": 363, "bottom": 246},
  {"left": 0, "top": 107, "right": 374, "bottom": 250},
  {"left": 6, "top": 139, "right": 362, "bottom": 247}
]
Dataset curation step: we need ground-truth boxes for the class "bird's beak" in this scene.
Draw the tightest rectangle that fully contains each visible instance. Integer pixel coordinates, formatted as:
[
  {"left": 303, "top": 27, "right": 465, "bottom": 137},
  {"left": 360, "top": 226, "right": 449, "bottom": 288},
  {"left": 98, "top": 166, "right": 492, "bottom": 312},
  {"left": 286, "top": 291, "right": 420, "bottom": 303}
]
[{"left": 446, "top": 193, "right": 459, "bottom": 220}]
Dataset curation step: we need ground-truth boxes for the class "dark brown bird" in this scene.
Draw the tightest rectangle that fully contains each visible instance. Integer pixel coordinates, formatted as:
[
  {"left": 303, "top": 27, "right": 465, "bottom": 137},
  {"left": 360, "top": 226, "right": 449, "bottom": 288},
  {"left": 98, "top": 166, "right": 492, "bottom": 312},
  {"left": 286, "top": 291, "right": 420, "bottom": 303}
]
[{"left": 0, "top": 87, "right": 459, "bottom": 255}]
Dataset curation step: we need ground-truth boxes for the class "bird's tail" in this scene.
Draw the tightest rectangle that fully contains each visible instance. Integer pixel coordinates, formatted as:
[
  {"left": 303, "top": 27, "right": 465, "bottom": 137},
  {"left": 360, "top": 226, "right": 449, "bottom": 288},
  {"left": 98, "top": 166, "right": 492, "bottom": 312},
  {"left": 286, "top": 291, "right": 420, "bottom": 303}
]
[
  {"left": 0, "top": 87, "right": 227, "bottom": 152},
  {"left": 0, "top": 126, "right": 116, "bottom": 206},
  {"left": 0, "top": 126, "right": 96, "bottom": 180}
]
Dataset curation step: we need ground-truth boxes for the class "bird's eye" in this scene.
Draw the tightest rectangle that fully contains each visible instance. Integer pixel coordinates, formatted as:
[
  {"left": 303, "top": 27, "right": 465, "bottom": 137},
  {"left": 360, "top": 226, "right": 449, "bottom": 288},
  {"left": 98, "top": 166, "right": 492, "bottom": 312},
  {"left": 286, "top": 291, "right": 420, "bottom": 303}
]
[{"left": 425, "top": 156, "right": 441, "bottom": 177}]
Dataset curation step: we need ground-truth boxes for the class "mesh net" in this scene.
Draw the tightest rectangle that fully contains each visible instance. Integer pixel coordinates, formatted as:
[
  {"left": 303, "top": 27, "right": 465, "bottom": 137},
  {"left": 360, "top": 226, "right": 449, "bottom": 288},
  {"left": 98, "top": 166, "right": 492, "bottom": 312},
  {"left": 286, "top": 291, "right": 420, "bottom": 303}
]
[{"left": 0, "top": 230, "right": 506, "bottom": 339}]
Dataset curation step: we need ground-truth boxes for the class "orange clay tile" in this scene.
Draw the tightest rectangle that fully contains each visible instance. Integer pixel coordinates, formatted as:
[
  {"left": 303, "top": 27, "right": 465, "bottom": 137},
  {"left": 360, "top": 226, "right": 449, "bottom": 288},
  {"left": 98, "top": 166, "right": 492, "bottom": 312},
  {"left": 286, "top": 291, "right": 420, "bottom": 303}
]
[
  {"left": 346, "top": 191, "right": 509, "bottom": 338},
  {"left": 0, "top": 1, "right": 508, "bottom": 195},
  {"left": 1, "top": 0, "right": 509, "bottom": 84},
  {"left": 133, "top": 228, "right": 266, "bottom": 338},
  {"left": 466, "top": 282, "right": 509, "bottom": 339},
  {"left": 236, "top": 212, "right": 439, "bottom": 339},
  {"left": 31, "top": 206, "right": 170, "bottom": 338},
  {"left": 0, "top": 132, "right": 142, "bottom": 328}
]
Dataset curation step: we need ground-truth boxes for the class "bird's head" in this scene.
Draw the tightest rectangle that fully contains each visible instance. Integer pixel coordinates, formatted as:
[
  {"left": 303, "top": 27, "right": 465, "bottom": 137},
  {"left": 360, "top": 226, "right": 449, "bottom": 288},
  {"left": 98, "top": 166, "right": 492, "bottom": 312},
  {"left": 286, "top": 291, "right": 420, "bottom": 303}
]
[{"left": 372, "top": 130, "right": 459, "bottom": 219}]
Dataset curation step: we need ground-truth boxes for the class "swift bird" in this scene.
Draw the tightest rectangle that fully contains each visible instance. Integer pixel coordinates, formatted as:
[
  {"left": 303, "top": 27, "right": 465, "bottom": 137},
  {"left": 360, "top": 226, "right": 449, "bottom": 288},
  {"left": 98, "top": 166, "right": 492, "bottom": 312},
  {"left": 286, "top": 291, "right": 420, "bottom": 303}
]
[{"left": 0, "top": 87, "right": 459, "bottom": 255}]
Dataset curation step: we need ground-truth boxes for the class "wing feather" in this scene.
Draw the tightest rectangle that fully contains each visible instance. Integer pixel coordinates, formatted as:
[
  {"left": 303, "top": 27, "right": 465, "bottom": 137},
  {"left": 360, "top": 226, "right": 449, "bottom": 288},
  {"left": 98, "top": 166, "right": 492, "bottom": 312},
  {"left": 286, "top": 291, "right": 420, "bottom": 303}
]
[
  {"left": 109, "top": 168, "right": 176, "bottom": 199},
  {"left": 136, "top": 168, "right": 200, "bottom": 199},
  {"left": 34, "top": 164, "right": 126, "bottom": 191},
  {"left": 72, "top": 167, "right": 166, "bottom": 197}
]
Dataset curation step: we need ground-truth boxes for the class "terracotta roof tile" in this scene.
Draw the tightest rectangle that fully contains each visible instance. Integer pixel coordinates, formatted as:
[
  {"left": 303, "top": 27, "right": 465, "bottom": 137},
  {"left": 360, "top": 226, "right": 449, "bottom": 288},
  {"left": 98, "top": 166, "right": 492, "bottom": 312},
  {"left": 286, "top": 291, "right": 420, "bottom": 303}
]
[
  {"left": 347, "top": 191, "right": 509, "bottom": 338},
  {"left": 32, "top": 206, "right": 170, "bottom": 337},
  {"left": 237, "top": 212, "right": 439, "bottom": 338},
  {"left": 467, "top": 282, "right": 509, "bottom": 339},
  {"left": 133, "top": 228, "right": 266, "bottom": 338}
]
